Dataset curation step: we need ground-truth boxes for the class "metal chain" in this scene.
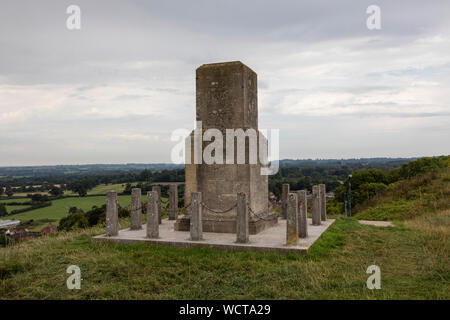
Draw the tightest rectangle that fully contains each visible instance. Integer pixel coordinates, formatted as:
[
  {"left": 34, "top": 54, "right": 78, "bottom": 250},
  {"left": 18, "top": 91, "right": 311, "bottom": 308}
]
[
  {"left": 247, "top": 201, "right": 276, "bottom": 221},
  {"left": 116, "top": 198, "right": 275, "bottom": 220},
  {"left": 201, "top": 202, "right": 237, "bottom": 214}
]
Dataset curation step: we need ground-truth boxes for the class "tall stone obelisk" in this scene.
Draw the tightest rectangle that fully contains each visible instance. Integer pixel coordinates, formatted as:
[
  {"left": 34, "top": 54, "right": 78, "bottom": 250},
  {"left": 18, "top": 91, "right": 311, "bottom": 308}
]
[{"left": 175, "top": 61, "right": 277, "bottom": 234}]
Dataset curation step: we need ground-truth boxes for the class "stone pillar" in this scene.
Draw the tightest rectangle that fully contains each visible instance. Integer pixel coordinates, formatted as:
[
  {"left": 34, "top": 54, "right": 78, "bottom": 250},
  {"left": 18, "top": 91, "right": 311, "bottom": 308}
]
[
  {"left": 190, "top": 192, "right": 203, "bottom": 241},
  {"left": 130, "top": 188, "right": 142, "bottom": 230},
  {"left": 286, "top": 193, "right": 298, "bottom": 245},
  {"left": 319, "top": 184, "right": 327, "bottom": 221},
  {"left": 168, "top": 184, "right": 178, "bottom": 220},
  {"left": 312, "top": 185, "right": 321, "bottom": 226},
  {"left": 236, "top": 192, "right": 249, "bottom": 243},
  {"left": 152, "top": 185, "right": 162, "bottom": 224},
  {"left": 106, "top": 191, "right": 118, "bottom": 236},
  {"left": 297, "top": 190, "right": 308, "bottom": 238},
  {"left": 281, "top": 183, "right": 290, "bottom": 219},
  {"left": 146, "top": 191, "right": 159, "bottom": 238}
]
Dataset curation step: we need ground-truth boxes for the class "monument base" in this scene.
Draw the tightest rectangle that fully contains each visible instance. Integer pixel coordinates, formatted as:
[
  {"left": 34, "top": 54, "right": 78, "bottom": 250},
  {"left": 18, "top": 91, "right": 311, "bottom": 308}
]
[{"left": 174, "top": 213, "right": 278, "bottom": 235}]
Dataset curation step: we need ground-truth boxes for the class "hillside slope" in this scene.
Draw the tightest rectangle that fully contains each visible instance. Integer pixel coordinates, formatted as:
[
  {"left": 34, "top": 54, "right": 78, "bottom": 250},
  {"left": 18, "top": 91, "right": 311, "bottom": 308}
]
[{"left": 355, "top": 161, "right": 449, "bottom": 221}]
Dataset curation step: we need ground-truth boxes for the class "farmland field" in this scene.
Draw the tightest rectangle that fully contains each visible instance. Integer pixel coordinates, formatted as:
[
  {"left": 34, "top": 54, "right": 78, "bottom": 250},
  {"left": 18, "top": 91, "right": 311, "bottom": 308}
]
[
  {"left": 0, "top": 199, "right": 30, "bottom": 204},
  {"left": 87, "top": 183, "right": 131, "bottom": 195},
  {"left": 10, "top": 195, "right": 133, "bottom": 223},
  {"left": 5, "top": 205, "right": 31, "bottom": 214}
]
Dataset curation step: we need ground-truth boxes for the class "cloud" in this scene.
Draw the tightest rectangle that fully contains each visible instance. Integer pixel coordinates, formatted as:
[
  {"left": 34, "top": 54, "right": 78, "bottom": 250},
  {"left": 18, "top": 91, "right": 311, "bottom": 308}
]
[{"left": 0, "top": 0, "right": 449, "bottom": 165}]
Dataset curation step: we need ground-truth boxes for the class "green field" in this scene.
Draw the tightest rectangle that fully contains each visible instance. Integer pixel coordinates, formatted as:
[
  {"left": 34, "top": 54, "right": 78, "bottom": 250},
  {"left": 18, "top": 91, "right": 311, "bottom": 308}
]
[
  {"left": 1, "top": 182, "right": 135, "bottom": 198},
  {"left": 5, "top": 206, "right": 31, "bottom": 214},
  {"left": 0, "top": 199, "right": 30, "bottom": 204},
  {"left": 9, "top": 195, "right": 132, "bottom": 223},
  {"left": 87, "top": 183, "right": 130, "bottom": 195}
]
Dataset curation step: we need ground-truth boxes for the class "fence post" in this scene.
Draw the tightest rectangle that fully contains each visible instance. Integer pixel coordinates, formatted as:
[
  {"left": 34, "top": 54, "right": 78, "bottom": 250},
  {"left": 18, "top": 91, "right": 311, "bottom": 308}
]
[
  {"left": 152, "top": 185, "right": 162, "bottom": 224},
  {"left": 297, "top": 190, "right": 308, "bottom": 238},
  {"left": 286, "top": 193, "right": 298, "bottom": 245},
  {"left": 130, "top": 188, "right": 142, "bottom": 230},
  {"left": 190, "top": 192, "right": 203, "bottom": 241},
  {"left": 146, "top": 191, "right": 159, "bottom": 238},
  {"left": 236, "top": 192, "right": 249, "bottom": 243},
  {"left": 319, "top": 184, "right": 327, "bottom": 221},
  {"left": 169, "top": 184, "right": 178, "bottom": 220},
  {"left": 312, "top": 185, "right": 321, "bottom": 226},
  {"left": 106, "top": 191, "right": 118, "bottom": 236},
  {"left": 281, "top": 183, "right": 290, "bottom": 219}
]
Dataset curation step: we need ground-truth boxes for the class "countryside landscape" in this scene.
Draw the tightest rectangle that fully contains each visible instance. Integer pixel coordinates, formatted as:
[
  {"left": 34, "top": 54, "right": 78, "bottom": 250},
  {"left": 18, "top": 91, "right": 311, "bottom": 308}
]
[
  {"left": 1, "top": 156, "right": 449, "bottom": 299},
  {"left": 1, "top": 0, "right": 449, "bottom": 309}
]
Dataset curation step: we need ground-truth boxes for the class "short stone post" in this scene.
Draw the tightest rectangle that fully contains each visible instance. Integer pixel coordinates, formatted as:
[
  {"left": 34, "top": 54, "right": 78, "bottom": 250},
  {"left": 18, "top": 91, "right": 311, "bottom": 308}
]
[
  {"left": 286, "top": 193, "right": 298, "bottom": 245},
  {"left": 319, "top": 184, "right": 327, "bottom": 221},
  {"left": 168, "top": 184, "right": 178, "bottom": 220},
  {"left": 130, "top": 188, "right": 142, "bottom": 230},
  {"left": 312, "top": 185, "right": 321, "bottom": 226},
  {"left": 146, "top": 191, "right": 159, "bottom": 238},
  {"left": 236, "top": 192, "right": 249, "bottom": 243},
  {"left": 296, "top": 190, "right": 308, "bottom": 238},
  {"left": 152, "top": 185, "right": 162, "bottom": 224},
  {"left": 190, "top": 192, "right": 203, "bottom": 241},
  {"left": 281, "top": 183, "right": 290, "bottom": 219},
  {"left": 106, "top": 191, "right": 118, "bottom": 236}
]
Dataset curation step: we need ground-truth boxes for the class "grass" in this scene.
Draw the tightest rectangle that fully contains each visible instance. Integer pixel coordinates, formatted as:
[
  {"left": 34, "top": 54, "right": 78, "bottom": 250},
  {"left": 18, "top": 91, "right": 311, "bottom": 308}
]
[
  {"left": 0, "top": 199, "right": 30, "bottom": 204},
  {"left": 87, "top": 183, "right": 130, "bottom": 195},
  {"left": 355, "top": 167, "right": 450, "bottom": 221},
  {"left": 4, "top": 206, "right": 31, "bottom": 215},
  {"left": 0, "top": 208, "right": 448, "bottom": 299}
]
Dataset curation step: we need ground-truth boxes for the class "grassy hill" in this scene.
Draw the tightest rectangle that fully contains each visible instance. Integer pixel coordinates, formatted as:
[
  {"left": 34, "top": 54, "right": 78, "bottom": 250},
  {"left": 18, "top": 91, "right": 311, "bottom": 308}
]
[
  {"left": 355, "top": 165, "right": 450, "bottom": 221},
  {"left": 0, "top": 213, "right": 448, "bottom": 299}
]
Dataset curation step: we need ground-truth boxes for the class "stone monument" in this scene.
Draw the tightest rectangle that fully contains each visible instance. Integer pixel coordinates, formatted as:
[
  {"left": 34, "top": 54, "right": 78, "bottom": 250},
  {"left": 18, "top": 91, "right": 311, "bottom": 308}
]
[{"left": 174, "top": 61, "right": 277, "bottom": 234}]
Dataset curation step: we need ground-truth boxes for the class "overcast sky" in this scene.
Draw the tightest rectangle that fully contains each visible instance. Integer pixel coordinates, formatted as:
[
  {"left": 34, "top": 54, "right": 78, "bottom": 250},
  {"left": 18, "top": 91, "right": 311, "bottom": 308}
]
[{"left": 0, "top": 0, "right": 449, "bottom": 166}]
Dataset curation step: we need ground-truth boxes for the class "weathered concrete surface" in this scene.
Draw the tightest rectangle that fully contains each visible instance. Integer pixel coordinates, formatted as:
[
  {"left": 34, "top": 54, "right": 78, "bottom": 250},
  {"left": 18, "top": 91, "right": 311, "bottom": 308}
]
[
  {"left": 312, "top": 185, "right": 321, "bottom": 226},
  {"left": 190, "top": 192, "right": 203, "bottom": 241},
  {"left": 175, "top": 61, "right": 275, "bottom": 234},
  {"left": 130, "top": 188, "right": 142, "bottom": 230},
  {"left": 319, "top": 184, "right": 327, "bottom": 221},
  {"left": 168, "top": 184, "right": 178, "bottom": 220},
  {"left": 146, "top": 191, "right": 159, "bottom": 238},
  {"left": 286, "top": 193, "right": 298, "bottom": 245},
  {"left": 281, "top": 183, "right": 290, "bottom": 219},
  {"left": 236, "top": 192, "right": 249, "bottom": 243},
  {"left": 106, "top": 191, "right": 118, "bottom": 236},
  {"left": 152, "top": 185, "right": 162, "bottom": 224},
  {"left": 93, "top": 218, "right": 336, "bottom": 255},
  {"left": 358, "top": 220, "right": 394, "bottom": 227},
  {"left": 297, "top": 190, "right": 308, "bottom": 238}
]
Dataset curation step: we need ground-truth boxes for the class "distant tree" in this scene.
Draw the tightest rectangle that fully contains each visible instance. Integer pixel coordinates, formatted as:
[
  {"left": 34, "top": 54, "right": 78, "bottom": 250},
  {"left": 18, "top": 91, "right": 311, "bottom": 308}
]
[
  {"left": 0, "top": 204, "right": 7, "bottom": 217},
  {"left": 84, "top": 205, "right": 106, "bottom": 226},
  {"left": 5, "top": 186, "right": 13, "bottom": 198},
  {"left": 49, "top": 185, "right": 63, "bottom": 197},
  {"left": 123, "top": 183, "right": 132, "bottom": 195},
  {"left": 0, "top": 186, "right": 3, "bottom": 196},
  {"left": 69, "top": 207, "right": 78, "bottom": 214},
  {"left": 67, "top": 178, "right": 98, "bottom": 197},
  {"left": 31, "top": 194, "right": 50, "bottom": 203},
  {"left": 58, "top": 210, "right": 88, "bottom": 231}
]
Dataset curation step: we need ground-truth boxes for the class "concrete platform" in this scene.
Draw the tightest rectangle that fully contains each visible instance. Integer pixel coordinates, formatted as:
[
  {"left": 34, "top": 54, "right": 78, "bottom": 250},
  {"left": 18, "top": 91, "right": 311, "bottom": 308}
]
[{"left": 92, "top": 218, "right": 335, "bottom": 254}]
